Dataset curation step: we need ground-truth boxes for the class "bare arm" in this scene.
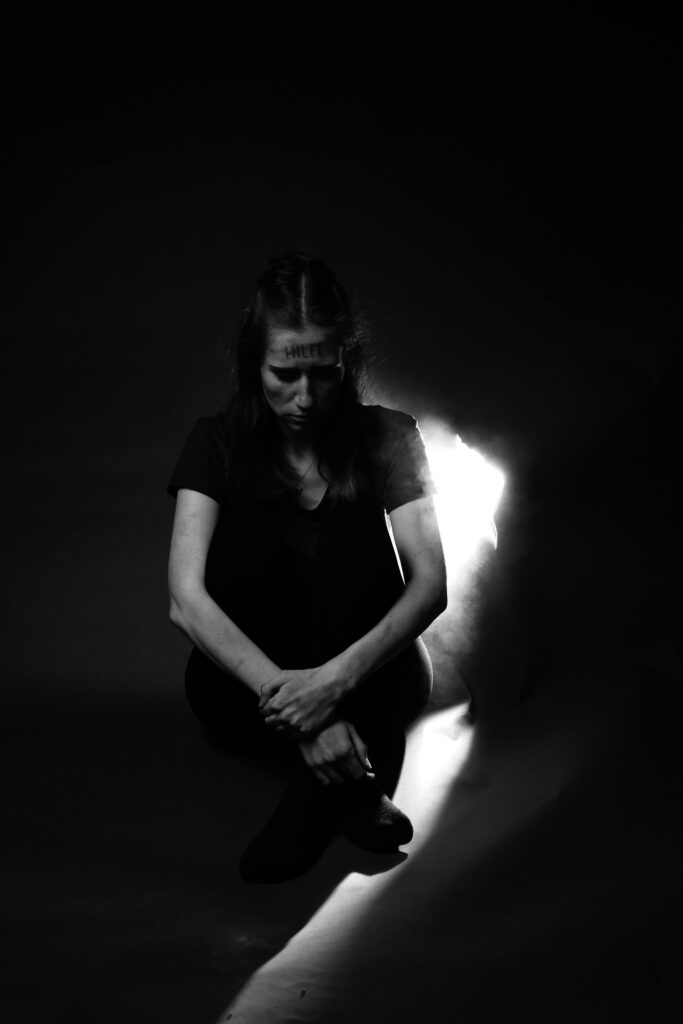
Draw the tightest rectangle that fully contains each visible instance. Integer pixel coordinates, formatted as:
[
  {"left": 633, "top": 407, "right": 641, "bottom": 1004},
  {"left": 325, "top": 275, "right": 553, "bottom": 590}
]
[
  {"left": 330, "top": 494, "right": 447, "bottom": 688},
  {"left": 261, "top": 494, "right": 447, "bottom": 733},
  {"left": 168, "top": 488, "right": 280, "bottom": 696}
]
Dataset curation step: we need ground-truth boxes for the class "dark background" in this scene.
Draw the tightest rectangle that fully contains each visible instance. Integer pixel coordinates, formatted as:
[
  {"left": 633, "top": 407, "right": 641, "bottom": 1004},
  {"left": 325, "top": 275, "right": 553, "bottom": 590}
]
[
  {"left": 4, "top": 3, "right": 678, "bottom": 704},
  {"left": 3, "top": 7, "right": 682, "bottom": 1023}
]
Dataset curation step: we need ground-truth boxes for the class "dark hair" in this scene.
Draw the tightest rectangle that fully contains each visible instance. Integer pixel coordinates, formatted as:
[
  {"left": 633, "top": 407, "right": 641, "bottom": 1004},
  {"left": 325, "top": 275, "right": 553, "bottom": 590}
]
[{"left": 223, "top": 250, "right": 372, "bottom": 501}]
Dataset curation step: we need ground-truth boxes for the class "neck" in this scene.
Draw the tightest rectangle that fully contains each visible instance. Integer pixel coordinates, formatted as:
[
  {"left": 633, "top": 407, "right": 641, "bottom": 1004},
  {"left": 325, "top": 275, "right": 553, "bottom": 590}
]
[
  {"left": 284, "top": 439, "right": 316, "bottom": 462},
  {"left": 276, "top": 421, "right": 320, "bottom": 459}
]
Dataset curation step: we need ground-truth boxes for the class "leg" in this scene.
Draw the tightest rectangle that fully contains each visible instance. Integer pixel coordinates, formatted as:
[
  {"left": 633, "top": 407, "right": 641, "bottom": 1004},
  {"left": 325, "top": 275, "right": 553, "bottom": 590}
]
[
  {"left": 338, "top": 637, "right": 433, "bottom": 795},
  {"left": 327, "top": 639, "right": 433, "bottom": 851},
  {"left": 184, "top": 648, "right": 296, "bottom": 764},
  {"left": 184, "top": 650, "right": 338, "bottom": 882}
]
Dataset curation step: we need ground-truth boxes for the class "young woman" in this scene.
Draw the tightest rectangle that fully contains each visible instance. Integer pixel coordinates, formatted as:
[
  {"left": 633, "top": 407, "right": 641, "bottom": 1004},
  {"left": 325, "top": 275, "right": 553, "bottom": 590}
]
[{"left": 167, "top": 251, "right": 447, "bottom": 882}]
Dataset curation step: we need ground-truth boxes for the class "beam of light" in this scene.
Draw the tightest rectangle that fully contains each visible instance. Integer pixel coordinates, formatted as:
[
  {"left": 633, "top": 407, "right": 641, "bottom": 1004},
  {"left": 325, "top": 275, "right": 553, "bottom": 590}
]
[
  {"left": 421, "top": 418, "right": 506, "bottom": 584},
  {"left": 393, "top": 704, "right": 474, "bottom": 840},
  {"left": 218, "top": 708, "right": 473, "bottom": 1024}
]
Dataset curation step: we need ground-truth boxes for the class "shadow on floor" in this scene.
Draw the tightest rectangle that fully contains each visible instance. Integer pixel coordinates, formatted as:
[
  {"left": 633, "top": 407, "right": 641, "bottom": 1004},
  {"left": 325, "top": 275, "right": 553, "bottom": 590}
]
[
  {"left": 224, "top": 659, "right": 683, "bottom": 1024},
  {"left": 3, "top": 695, "right": 409, "bottom": 1024}
]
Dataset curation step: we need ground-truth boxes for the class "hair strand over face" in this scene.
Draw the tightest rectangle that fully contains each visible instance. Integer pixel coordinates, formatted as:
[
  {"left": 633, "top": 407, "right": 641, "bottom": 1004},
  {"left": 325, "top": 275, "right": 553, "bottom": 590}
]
[{"left": 222, "top": 250, "right": 373, "bottom": 501}]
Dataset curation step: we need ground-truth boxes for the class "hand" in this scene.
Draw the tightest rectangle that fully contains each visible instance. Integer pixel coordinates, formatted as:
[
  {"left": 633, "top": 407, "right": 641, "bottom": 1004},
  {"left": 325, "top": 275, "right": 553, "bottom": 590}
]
[
  {"left": 298, "top": 721, "right": 374, "bottom": 786},
  {"left": 259, "top": 664, "right": 352, "bottom": 738}
]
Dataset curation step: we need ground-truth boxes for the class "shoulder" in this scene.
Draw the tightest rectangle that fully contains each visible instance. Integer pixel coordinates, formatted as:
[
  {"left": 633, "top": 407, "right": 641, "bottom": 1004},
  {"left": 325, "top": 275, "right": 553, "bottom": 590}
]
[
  {"left": 357, "top": 403, "right": 417, "bottom": 428},
  {"left": 192, "top": 409, "right": 231, "bottom": 442},
  {"left": 177, "top": 410, "right": 232, "bottom": 460},
  {"left": 356, "top": 403, "right": 419, "bottom": 449},
  {"left": 353, "top": 404, "right": 433, "bottom": 511},
  {"left": 167, "top": 409, "right": 231, "bottom": 501}
]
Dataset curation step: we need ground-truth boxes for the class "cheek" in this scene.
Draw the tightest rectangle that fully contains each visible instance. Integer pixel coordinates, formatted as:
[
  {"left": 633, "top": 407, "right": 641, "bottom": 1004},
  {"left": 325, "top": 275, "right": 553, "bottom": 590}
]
[
  {"left": 319, "top": 377, "right": 344, "bottom": 404},
  {"left": 261, "top": 375, "right": 294, "bottom": 408},
  {"left": 260, "top": 372, "right": 279, "bottom": 399}
]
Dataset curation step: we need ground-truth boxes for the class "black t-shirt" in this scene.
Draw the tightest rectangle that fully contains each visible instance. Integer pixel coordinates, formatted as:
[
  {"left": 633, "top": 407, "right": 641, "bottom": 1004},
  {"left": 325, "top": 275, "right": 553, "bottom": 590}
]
[
  {"left": 169, "top": 404, "right": 434, "bottom": 574},
  {"left": 167, "top": 404, "right": 435, "bottom": 667},
  {"left": 168, "top": 403, "right": 434, "bottom": 511}
]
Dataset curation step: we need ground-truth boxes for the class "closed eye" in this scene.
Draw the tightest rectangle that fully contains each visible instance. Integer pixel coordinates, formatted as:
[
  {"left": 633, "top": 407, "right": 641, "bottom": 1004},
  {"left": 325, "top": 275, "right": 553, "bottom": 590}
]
[
  {"left": 270, "top": 365, "right": 342, "bottom": 382},
  {"left": 310, "top": 365, "right": 343, "bottom": 380}
]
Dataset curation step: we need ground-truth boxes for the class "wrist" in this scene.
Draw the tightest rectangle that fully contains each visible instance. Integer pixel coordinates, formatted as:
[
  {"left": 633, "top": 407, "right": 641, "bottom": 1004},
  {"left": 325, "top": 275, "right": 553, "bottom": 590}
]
[{"left": 325, "top": 652, "right": 362, "bottom": 696}]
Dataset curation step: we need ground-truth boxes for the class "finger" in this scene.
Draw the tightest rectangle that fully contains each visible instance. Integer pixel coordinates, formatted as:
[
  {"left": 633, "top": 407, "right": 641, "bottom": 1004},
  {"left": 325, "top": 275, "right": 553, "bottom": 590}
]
[
  {"left": 343, "top": 753, "right": 367, "bottom": 780},
  {"left": 324, "top": 764, "right": 345, "bottom": 785},
  {"left": 326, "top": 748, "right": 355, "bottom": 783},
  {"left": 268, "top": 717, "right": 297, "bottom": 736},
  {"left": 312, "top": 767, "right": 330, "bottom": 785},
  {"left": 312, "top": 746, "right": 343, "bottom": 784},
  {"left": 346, "top": 722, "right": 372, "bottom": 775},
  {"left": 259, "top": 683, "right": 280, "bottom": 709},
  {"left": 302, "top": 758, "right": 329, "bottom": 785},
  {"left": 271, "top": 718, "right": 303, "bottom": 741},
  {"left": 309, "top": 755, "right": 339, "bottom": 785}
]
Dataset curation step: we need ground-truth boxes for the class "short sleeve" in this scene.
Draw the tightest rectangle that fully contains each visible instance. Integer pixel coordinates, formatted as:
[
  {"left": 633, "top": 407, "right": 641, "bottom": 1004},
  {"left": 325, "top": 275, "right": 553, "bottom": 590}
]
[
  {"left": 167, "top": 417, "right": 228, "bottom": 503},
  {"left": 382, "top": 414, "right": 436, "bottom": 513}
]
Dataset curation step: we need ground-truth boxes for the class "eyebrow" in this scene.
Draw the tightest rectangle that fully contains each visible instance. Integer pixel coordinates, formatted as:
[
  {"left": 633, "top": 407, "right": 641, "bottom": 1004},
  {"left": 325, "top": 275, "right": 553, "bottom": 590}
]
[{"left": 268, "top": 361, "right": 342, "bottom": 370}]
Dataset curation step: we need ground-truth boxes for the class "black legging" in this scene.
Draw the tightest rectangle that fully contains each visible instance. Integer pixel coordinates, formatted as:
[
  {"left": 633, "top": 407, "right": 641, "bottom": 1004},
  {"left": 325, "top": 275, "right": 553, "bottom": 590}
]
[{"left": 185, "top": 637, "right": 433, "bottom": 797}]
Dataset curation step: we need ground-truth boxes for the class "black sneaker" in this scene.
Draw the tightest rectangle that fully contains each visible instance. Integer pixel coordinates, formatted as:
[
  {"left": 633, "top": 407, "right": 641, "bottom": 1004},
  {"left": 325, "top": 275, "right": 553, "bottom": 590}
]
[{"left": 332, "top": 775, "right": 414, "bottom": 853}]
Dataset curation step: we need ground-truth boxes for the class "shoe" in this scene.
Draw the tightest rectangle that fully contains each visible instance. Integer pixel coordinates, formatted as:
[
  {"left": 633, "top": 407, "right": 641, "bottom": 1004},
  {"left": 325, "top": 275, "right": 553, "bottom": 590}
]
[
  {"left": 333, "top": 775, "right": 413, "bottom": 853},
  {"left": 238, "top": 770, "right": 337, "bottom": 883}
]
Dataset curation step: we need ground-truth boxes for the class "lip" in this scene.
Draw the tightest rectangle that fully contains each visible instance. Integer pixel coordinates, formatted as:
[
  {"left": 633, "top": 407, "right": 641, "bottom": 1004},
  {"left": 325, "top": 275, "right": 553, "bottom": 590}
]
[{"left": 287, "top": 414, "right": 312, "bottom": 423}]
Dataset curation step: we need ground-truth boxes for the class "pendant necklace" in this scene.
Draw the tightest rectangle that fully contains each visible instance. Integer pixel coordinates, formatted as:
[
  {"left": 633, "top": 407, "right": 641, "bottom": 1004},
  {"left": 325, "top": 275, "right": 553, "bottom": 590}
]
[{"left": 294, "top": 455, "right": 317, "bottom": 494}]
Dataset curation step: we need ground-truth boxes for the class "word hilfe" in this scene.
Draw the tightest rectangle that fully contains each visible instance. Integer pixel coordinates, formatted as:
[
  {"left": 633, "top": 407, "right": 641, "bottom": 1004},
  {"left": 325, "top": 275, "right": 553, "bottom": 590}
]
[{"left": 284, "top": 343, "right": 326, "bottom": 360}]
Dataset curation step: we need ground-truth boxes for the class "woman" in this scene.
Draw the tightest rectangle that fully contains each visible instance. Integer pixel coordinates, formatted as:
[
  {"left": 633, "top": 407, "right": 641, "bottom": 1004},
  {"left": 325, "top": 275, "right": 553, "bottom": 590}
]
[{"left": 167, "top": 252, "right": 447, "bottom": 882}]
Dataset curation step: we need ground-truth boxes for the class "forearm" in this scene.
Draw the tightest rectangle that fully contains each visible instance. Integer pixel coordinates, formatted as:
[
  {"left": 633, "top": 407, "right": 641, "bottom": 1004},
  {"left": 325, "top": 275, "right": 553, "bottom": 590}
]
[
  {"left": 328, "top": 575, "right": 447, "bottom": 693},
  {"left": 258, "top": 577, "right": 446, "bottom": 738},
  {"left": 169, "top": 588, "right": 279, "bottom": 696}
]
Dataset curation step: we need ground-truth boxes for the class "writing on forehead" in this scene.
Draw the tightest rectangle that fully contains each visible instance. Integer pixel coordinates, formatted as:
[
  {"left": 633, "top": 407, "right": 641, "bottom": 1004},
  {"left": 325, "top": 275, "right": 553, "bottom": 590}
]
[{"left": 284, "top": 342, "right": 326, "bottom": 360}]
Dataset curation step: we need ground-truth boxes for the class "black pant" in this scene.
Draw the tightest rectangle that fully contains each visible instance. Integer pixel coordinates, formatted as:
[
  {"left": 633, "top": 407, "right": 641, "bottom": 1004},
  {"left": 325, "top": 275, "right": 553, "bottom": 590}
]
[{"left": 185, "top": 638, "right": 433, "bottom": 796}]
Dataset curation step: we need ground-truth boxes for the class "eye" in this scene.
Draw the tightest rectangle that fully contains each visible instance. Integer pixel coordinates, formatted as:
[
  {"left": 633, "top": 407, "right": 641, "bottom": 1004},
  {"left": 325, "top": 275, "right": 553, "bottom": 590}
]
[
  {"left": 311, "top": 365, "right": 342, "bottom": 380},
  {"left": 273, "top": 369, "right": 299, "bottom": 382}
]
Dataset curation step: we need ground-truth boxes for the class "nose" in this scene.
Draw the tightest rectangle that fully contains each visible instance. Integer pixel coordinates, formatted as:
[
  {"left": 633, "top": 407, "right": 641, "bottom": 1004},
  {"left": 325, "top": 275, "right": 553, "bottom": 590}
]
[{"left": 296, "top": 373, "right": 313, "bottom": 409}]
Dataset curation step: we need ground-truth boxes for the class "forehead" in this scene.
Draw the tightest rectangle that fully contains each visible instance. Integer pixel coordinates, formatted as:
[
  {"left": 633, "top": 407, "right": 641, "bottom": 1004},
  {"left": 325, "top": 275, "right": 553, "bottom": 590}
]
[{"left": 265, "top": 326, "right": 342, "bottom": 365}]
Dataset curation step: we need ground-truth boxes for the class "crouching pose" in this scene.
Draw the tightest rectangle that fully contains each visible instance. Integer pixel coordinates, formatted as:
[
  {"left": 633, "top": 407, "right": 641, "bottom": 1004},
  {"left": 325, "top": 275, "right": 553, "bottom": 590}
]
[{"left": 168, "top": 251, "right": 447, "bottom": 882}]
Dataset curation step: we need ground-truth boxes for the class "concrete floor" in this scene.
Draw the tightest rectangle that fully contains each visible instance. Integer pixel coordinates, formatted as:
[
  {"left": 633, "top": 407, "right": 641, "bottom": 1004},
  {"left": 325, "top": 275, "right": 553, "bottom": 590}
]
[
  {"left": 4, "top": 462, "right": 682, "bottom": 1023},
  {"left": 4, "top": 636, "right": 682, "bottom": 1023}
]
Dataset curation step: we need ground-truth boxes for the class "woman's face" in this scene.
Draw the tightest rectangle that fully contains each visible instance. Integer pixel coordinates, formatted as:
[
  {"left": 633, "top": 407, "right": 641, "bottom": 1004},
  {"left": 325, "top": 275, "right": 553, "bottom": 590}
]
[{"left": 260, "top": 325, "right": 345, "bottom": 435}]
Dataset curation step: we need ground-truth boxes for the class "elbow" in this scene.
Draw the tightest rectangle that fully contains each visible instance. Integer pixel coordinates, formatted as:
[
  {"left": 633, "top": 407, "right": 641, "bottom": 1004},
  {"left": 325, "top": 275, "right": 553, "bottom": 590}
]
[
  {"left": 169, "top": 581, "right": 208, "bottom": 631},
  {"left": 169, "top": 595, "right": 186, "bottom": 629},
  {"left": 168, "top": 586, "right": 199, "bottom": 631},
  {"left": 430, "top": 585, "right": 448, "bottom": 620},
  {"left": 428, "top": 563, "right": 448, "bottom": 618},
  {"left": 414, "top": 573, "right": 447, "bottom": 622}
]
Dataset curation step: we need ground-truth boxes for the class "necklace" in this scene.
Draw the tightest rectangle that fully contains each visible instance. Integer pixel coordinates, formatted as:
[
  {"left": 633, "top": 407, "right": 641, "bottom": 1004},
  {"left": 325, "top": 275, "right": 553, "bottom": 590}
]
[{"left": 293, "top": 455, "right": 317, "bottom": 494}]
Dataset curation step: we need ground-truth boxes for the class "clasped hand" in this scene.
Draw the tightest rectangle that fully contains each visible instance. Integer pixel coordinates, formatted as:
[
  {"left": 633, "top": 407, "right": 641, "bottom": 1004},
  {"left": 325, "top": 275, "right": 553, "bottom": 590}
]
[
  {"left": 259, "top": 664, "right": 350, "bottom": 738},
  {"left": 298, "top": 720, "right": 373, "bottom": 786}
]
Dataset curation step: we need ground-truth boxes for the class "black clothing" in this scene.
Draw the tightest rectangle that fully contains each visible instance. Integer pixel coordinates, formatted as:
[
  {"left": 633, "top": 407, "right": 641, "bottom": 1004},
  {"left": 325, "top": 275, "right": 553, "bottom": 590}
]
[
  {"left": 168, "top": 403, "right": 436, "bottom": 767},
  {"left": 168, "top": 403, "right": 435, "bottom": 667},
  {"left": 168, "top": 403, "right": 434, "bottom": 512}
]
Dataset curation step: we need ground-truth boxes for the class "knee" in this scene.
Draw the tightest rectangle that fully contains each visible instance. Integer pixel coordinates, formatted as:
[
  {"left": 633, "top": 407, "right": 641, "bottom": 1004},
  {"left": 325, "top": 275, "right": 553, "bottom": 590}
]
[
  {"left": 339, "top": 642, "right": 433, "bottom": 733},
  {"left": 393, "top": 638, "right": 433, "bottom": 724},
  {"left": 414, "top": 636, "right": 434, "bottom": 703}
]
